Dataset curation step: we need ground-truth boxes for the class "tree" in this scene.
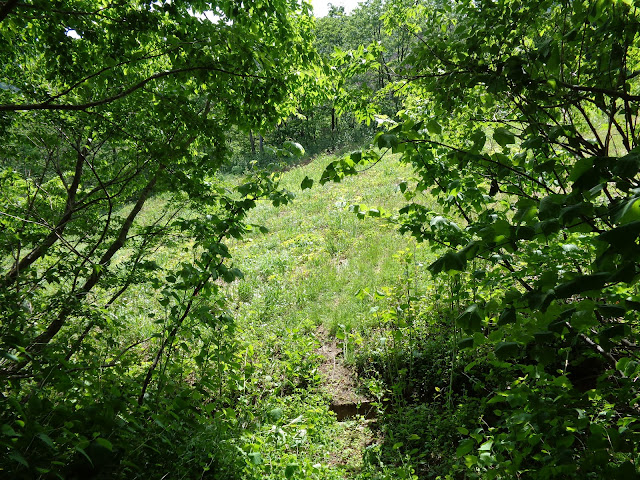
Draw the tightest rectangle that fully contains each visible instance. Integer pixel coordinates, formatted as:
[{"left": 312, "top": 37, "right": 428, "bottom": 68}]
[
  {"left": 0, "top": 1, "right": 314, "bottom": 476},
  {"left": 321, "top": 0, "right": 640, "bottom": 476}
]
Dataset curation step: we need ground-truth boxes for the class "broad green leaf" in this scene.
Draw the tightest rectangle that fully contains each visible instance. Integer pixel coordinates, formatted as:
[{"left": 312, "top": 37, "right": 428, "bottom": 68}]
[
  {"left": 285, "top": 464, "right": 299, "bottom": 478},
  {"left": 569, "top": 157, "right": 594, "bottom": 182},
  {"left": 429, "top": 251, "right": 467, "bottom": 275},
  {"left": 498, "top": 307, "right": 516, "bottom": 325},
  {"left": 76, "top": 446, "right": 93, "bottom": 466},
  {"left": 618, "top": 197, "right": 640, "bottom": 225},
  {"left": 94, "top": 437, "right": 113, "bottom": 451},
  {"left": 300, "top": 176, "right": 314, "bottom": 190},
  {"left": 456, "top": 305, "right": 482, "bottom": 333},
  {"left": 0, "top": 351, "right": 19, "bottom": 362},
  {"left": 426, "top": 119, "right": 442, "bottom": 135},
  {"left": 283, "top": 141, "right": 305, "bottom": 157},
  {"left": 493, "top": 127, "right": 515, "bottom": 147},
  {"left": 456, "top": 438, "right": 475, "bottom": 457},
  {"left": 597, "top": 220, "right": 640, "bottom": 249},
  {"left": 37, "top": 433, "right": 55, "bottom": 449},
  {"left": 494, "top": 342, "right": 519, "bottom": 360},
  {"left": 377, "top": 133, "right": 398, "bottom": 149},
  {"left": 554, "top": 273, "right": 608, "bottom": 299},
  {"left": 9, "top": 451, "right": 28, "bottom": 467},
  {"left": 470, "top": 129, "right": 486, "bottom": 152},
  {"left": 478, "top": 440, "right": 493, "bottom": 451},
  {"left": 268, "top": 407, "right": 283, "bottom": 421},
  {"left": 600, "top": 323, "right": 630, "bottom": 339},
  {"left": 538, "top": 194, "right": 565, "bottom": 220}
]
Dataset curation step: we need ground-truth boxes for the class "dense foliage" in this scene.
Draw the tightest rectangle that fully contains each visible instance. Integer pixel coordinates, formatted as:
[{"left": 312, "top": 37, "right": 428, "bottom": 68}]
[
  {"left": 321, "top": 0, "right": 640, "bottom": 477},
  {"left": 3, "top": 0, "right": 640, "bottom": 479},
  {"left": 0, "top": 1, "right": 315, "bottom": 477}
]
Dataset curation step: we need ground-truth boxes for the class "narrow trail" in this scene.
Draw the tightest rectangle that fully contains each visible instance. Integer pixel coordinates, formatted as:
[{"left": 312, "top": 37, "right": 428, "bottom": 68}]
[
  {"left": 315, "top": 325, "right": 380, "bottom": 474},
  {"left": 316, "top": 325, "right": 375, "bottom": 420}
]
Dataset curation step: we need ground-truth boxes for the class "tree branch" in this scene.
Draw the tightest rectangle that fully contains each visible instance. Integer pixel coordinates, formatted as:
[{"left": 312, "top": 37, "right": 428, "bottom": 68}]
[{"left": 0, "top": 65, "right": 269, "bottom": 112}]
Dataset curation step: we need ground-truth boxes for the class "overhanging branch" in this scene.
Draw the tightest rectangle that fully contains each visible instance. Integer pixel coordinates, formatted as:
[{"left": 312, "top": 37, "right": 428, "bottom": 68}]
[{"left": 0, "top": 65, "right": 269, "bottom": 112}]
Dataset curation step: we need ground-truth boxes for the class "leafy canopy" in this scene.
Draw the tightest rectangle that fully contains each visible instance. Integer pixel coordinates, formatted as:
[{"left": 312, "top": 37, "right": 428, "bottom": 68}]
[{"left": 319, "top": 0, "right": 640, "bottom": 477}]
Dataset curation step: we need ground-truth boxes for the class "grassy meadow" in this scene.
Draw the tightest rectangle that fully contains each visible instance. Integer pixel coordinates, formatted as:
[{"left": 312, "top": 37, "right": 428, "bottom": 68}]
[
  {"left": 130, "top": 149, "right": 473, "bottom": 480},
  {"left": 222, "top": 153, "right": 437, "bottom": 478}
]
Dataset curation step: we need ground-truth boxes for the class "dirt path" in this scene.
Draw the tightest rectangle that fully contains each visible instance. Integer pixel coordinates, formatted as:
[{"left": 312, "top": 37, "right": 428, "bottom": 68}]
[
  {"left": 316, "top": 325, "right": 374, "bottom": 419},
  {"left": 314, "top": 325, "right": 380, "bottom": 474}
]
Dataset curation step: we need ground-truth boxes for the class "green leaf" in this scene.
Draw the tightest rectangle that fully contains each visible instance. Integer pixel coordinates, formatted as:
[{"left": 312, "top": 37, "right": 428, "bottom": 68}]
[
  {"left": 596, "top": 303, "right": 627, "bottom": 318},
  {"left": 494, "top": 342, "right": 519, "bottom": 360},
  {"left": 478, "top": 440, "right": 493, "bottom": 451},
  {"left": 533, "top": 331, "right": 555, "bottom": 343},
  {"left": 94, "top": 437, "right": 113, "bottom": 451},
  {"left": 0, "top": 351, "right": 19, "bottom": 362},
  {"left": 283, "top": 141, "right": 305, "bottom": 157},
  {"left": 377, "top": 133, "right": 398, "bottom": 149},
  {"left": 493, "top": 127, "right": 516, "bottom": 147},
  {"left": 465, "top": 455, "right": 478, "bottom": 468},
  {"left": 554, "top": 273, "right": 608, "bottom": 299},
  {"left": 538, "top": 194, "right": 565, "bottom": 220},
  {"left": 9, "top": 451, "right": 28, "bottom": 467},
  {"left": 456, "top": 438, "right": 475, "bottom": 457},
  {"left": 618, "top": 197, "right": 640, "bottom": 225},
  {"left": 76, "top": 446, "right": 93, "bottom": 466},
  {"left": 37, "top": 433, "right": 55, "bottom": 449},
  {"left": 569, "top": 157, "right": 594, "bottom": 182},
  {"left": 268, "top": 407, "right": 283, "bottom": 421},
  {"left": 613, "top": 150, "right": 640, "bottom": 178},
  {"left": 285, "top": 464, "right": 299, "bottom": 478},
  {"left": 426, "top": 119, "right": 442, "bottom": 135},
  {"left": 470, "top": 129, "right": 486, "bottom": 153},
  {"left": 456, "top": 305, "right": 482, "bottom": 333},
  {"left": 600, "top": 323, "right": 630, "bottom": 340},
  {"left": 597, "top": 220, "right": 640, "bottom": 249},
  {"left": 300, "top": 176, "right": 314, "bottom": 190},
  {"left": 1, "top": 424, "right": 18, "bottom": 437},
  {"left": 429, "top": 251, "right": 467, "bottom": 275},
  {"left": 498, "top": 306, "right": 516, "bottom": 325},
  {"left": 248, "top": 452, "right": 263, "bottom": 465}
]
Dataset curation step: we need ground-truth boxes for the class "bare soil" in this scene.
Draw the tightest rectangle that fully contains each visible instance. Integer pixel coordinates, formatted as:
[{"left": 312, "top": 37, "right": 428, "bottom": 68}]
[{"left": 315, "top": 325, "right": 376, "bottom": 421}]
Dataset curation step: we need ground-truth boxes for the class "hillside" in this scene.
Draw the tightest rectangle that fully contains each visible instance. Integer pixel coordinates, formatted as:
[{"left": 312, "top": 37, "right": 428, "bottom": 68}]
[{"left": 3, "top": 1, "right": 640, "bottom": 478}]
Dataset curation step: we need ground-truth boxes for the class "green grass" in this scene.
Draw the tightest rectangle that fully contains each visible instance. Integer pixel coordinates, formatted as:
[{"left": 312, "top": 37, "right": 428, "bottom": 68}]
[
  {"left": 230, "top": 153, "right": 425, "bottom": 335},
  {"left": 212, "top": 152, "right": 439, "bottom": 479},
  {"left": 89, "top": 151, "right": 439, "bottom": 479}
]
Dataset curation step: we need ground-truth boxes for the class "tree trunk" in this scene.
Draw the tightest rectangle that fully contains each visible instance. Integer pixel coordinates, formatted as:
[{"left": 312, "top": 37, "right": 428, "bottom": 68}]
[
  {"left": 2, "top": 145, "right": 85, "bottom": 288},
  {"left": 249, "top": 130, "right": 256, "bottom": 154},
  {"left": 5, "top": 174, "right": 158, "bottom": 374}
]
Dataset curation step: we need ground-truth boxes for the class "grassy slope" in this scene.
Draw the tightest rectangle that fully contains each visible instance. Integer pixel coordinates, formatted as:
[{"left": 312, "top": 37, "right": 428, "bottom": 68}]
[
  {"left": 225, "top": 153, "right": 436, "bottom": 478},
  {"left": 102, "top": 151, "right": 437, "bottom": 479},
  {"left": 232, "top": 153, "right": 417, "bottom": 334}
]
